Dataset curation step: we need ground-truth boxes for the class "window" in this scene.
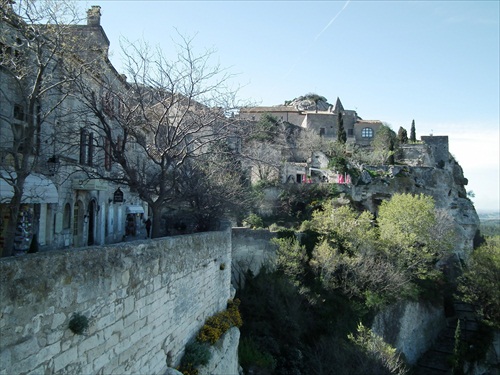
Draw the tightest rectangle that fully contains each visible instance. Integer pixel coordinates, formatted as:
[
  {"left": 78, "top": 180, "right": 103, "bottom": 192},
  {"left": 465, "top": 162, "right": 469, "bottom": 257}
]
[
  {"left": 104, "top": 137, "right": 111, "bottom": 171},
  {"left": 13, "top": 104, "right": 25, "bottom": 121},
  {"left": 79, "top": 129, "right": 87, "bottom": 164},
  {"left": 79, "top": 129, "right": 94, "bottom": 166},
  {"left": 73, "top": 203, "right": 79, "bottom": 236},
  {"left": 116, "top": 135, "right": 123, "bottom": 155},
  {"left": 87, "top": 132, "right": 94, "bottom": 167},
  {"left": 102, "top": 91, "right": 114, "bottom": 117},
  {"left": 348, "top": 129, "right": 354, "bottom": 137},
  {"left": 319, "top": 127, "right": 325, "bottom": 136},
  {"left": 362, "top": 127, "right": 374, "bottom": 138},
  {"left": 63, "top": 203, "right": 71, "bottom": 229}
]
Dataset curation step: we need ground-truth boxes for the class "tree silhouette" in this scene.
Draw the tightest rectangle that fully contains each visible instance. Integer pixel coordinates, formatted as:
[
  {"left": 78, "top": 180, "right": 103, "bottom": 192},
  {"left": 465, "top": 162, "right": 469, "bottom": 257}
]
[
  {"left": 397, "top": 127, "right": 408, "bottom": 144},
  {"left": 63, "top": 35, "right": 241, "bottom": 238},
  {"left": 410, "top": 120, "right": 416, "bottom": 142},
  {"left": 337, "top": 112, "right": 346, "bottom": 144}
]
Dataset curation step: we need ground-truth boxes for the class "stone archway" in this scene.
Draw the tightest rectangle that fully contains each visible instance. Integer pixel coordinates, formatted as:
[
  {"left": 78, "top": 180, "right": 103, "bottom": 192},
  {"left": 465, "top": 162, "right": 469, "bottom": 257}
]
[{"left": 88, "top": 199, "right": 96, "bottom": 246}]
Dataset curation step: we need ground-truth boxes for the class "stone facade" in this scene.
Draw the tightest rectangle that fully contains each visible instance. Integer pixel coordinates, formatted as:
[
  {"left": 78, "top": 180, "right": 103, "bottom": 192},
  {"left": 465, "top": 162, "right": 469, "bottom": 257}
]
[
  {"left": 239, "top": 97, "right": 382, "bottom": 145},
  {"left": 0, "top": 230, "right": 232, "bottom": 374},
  {"left": 421, "top": 136, "right": 450, "bottom": 167},
  {"left": 0, "top": 5, "right": 148, "bottom": 254}
]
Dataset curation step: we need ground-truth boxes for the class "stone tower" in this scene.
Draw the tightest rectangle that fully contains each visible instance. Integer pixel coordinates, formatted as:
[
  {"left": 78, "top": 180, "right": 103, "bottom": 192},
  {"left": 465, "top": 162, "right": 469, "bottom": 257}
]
[{"left": 87, "top": 5, "right": 101, "bottom": 26}]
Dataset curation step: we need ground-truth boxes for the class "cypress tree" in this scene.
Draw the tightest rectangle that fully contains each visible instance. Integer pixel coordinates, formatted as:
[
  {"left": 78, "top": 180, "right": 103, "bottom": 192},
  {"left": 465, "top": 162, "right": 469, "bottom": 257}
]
[
  {"left": 398, "top": 126, "right": 408, "bottom": 144},
  {"left": 410, "top": 119, "right": 416, "bottom": 142},
  {"left": 337, "top": 112, "right": 346, "bottom": 144}
]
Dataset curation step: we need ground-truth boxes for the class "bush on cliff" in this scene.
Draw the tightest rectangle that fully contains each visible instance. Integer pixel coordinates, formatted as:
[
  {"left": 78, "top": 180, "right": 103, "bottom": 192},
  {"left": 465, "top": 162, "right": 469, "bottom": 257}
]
[
  {"left": 458, "top": 235, "right": 500, "bottom": 329},
  {"left": 305, "top": 194, "right": 455, "bottom": 308},
  {"left": 197, "top": 299, "right": 242, "bottom": 345},
  {"left": 237, "top": 193, "right": 457, "bottom": 374},
  {"left": 178, "top": 299, "right": 242, "bottom": 375}
]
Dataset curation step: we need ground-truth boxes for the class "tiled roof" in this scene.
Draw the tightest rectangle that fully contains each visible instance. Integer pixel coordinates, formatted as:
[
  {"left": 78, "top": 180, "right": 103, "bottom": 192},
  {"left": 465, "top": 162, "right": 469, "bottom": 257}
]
[
  {"left": 355, "top": 120, "right": 383, "bottom": 125},
  {"left": 240, "top": 106, "right": 301, "bottom": 113}
]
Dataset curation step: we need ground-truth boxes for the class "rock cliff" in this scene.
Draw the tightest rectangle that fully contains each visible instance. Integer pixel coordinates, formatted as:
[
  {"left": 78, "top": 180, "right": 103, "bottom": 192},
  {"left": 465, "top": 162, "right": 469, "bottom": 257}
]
[
  {"left": 372, "top": 300, "right": 447, "bottom": 365},
  {"left": 340, "top": 141, "right": 479, "bottom": 262}
]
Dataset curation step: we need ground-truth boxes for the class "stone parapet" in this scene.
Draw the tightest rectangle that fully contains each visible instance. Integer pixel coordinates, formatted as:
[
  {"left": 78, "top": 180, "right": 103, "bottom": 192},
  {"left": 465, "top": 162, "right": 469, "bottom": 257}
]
[{"left": 0, "top": 230, "right": 232, "bottom": 374}]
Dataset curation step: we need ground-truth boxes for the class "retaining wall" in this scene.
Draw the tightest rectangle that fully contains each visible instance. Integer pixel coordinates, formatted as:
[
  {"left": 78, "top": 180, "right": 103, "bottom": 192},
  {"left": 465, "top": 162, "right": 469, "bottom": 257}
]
[
  {"left": 0, "top": 230, "right": 232, "bottom": 374},
  {"left": 231, "top": 228, "right": 278, "bottom": 290}
]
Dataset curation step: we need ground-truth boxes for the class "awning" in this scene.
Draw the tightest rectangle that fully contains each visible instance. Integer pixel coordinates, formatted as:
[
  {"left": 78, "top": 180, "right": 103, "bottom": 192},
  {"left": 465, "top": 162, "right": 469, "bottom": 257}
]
[
  {"left": 1, "top": 171, "right": 58, "bottom": 204},
  {"left": 126, "top": 205, "right": 144, "bottom": 214}
]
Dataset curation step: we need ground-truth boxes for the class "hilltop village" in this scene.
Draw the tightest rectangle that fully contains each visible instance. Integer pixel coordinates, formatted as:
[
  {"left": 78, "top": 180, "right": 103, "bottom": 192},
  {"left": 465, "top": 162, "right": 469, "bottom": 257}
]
[
  {"left": 0, "top": 4, "right": 406, "bottom": 254},
  {"left": 1, "top": 4, "right": 498, "bottom": 375}
]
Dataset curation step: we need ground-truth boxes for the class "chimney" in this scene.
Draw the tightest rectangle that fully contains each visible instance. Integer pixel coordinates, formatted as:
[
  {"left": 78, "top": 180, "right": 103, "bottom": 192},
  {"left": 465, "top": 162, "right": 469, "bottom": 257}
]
[{"left": 87, "top": 6, "right": 101, "bottom": 26}]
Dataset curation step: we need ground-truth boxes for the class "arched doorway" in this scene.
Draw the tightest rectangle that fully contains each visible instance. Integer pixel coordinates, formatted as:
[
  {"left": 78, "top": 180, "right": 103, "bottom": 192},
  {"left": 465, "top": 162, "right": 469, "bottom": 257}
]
[
  {"left": 73, "top": 200, "right": 84, "bottom": 247},
  {"left": 88, "top": 199, "right": 96, "bottom": 246}
]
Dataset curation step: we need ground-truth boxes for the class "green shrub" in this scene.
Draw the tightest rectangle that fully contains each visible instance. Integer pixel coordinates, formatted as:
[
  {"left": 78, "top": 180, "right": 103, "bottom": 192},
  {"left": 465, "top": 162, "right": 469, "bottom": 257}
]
[
  {"left": 181, "top": 341, "right": 212, "bottom": 368},
  {"left": 197, "top": 299, "right": 242, "bottom": 344},
  {"left": 348, "top": 323, "right": 408, "bottom": 375},
  {"left": 458, "top": 235, "right": 500, "bottom": 329},
  {"left": 243, "top": 213, "right": 264, "bottom": 229},
  {"left": 268, "top": 223, "right": 288, "bottom": 232},
  {"left": 299, "top": 220, "right": 313, "bottom": 232},
  {"left": 68, "top": 313, "right": 89, "bottom": 335},
  {"left": 179, "top": 300, "right": 242, "bottom": 374},
  {"left": 239, "top": 337, "right": 276, "bottom": 371}
]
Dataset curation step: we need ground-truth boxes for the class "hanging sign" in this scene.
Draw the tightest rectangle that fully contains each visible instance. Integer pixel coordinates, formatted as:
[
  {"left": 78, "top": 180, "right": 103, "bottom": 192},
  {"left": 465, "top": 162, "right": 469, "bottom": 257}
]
[{"left": 113, "top": 188, "right": 124, "bottom": 203}]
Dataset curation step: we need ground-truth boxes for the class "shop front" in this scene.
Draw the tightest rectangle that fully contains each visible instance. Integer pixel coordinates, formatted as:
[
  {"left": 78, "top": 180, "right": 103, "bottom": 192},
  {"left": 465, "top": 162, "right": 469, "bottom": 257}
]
[{"left": 0, "top": 172, "right": 58, "bottom": 254}]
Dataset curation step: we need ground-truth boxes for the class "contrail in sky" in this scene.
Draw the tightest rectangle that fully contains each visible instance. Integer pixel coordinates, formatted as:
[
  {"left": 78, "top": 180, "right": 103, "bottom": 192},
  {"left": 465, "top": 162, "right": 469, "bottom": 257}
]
[
  {"left": 315, "top": 0, "right": 351, "bottom": 41},
  {"left": 285, "top": 0, "right": 351, "bottom": 78}
]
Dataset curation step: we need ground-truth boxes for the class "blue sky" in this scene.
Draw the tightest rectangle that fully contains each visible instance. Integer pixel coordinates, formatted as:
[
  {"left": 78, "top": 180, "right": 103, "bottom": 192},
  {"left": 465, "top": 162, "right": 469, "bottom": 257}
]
[{"left": 87, "top": 0, "right": 499, "bottom": 212}]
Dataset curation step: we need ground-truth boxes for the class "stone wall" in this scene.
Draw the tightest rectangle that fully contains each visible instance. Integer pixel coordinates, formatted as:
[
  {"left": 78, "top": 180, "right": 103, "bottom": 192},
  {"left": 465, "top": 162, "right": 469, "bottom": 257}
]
[
  {"left": 0, "top": 230, "right": 232, "bottom": 375},
  {"left": 398, "top": 143, "right": 433, "bottom": 166},
  {"left": 231, "top": 228, "right": 278, "bottom": 289},
  {"left": 421, "top": 136, "right": 449, "bottom": 167}
]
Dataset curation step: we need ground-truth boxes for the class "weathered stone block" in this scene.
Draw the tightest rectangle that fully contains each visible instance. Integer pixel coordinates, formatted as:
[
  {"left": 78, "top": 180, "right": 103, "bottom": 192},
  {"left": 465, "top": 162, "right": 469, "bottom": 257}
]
[
  {"left": 11, "top": 336, "right": 40, "bottom": 361},
  {"left": 53, "top": 346, "right": 78, "bottom": 372},
  {"left": 51, "top": 312, "right": 66, "bottom": 330}
]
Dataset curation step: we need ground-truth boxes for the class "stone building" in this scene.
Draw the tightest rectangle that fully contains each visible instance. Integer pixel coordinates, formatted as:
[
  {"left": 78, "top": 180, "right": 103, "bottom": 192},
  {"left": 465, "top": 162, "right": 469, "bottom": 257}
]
[
  {"left": 239, "top": 96, "right": 383, "bottom": 145},
  {"left": 0, "top": 5, "right": 147, "bottom": 254}
]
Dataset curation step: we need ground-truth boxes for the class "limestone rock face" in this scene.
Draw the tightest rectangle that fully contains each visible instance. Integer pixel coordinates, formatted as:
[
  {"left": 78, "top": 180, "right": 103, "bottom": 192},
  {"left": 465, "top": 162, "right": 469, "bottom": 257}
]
[
  {"left": 344, "top": 156, "right": 479, "bottom": 260},
  {"left": 372, "top": 300, "right": 446, "bottom": 365},
  {"left": 198, "top": 327, "right": 240, "bottom": 375}
]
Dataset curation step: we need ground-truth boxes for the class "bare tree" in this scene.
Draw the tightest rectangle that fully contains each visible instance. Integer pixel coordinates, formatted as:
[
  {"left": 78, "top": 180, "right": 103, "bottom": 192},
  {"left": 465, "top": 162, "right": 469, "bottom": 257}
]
[
  {"left": 242, "top": 141, "right": 282, "bottom": 184},
  {"left": 0, "top": 0, "right": 80, "bottom": 256},
  {"left": 238, "top": 113, "right": 292, "bottom": 185},
  {"left": 296, "top": 127, "right": 332, "bottom": 156},
  {"left": 175, "top": 143, "right": 251, "bottom": 232},
  {"left": 62, "top": 34, "right": 241, "bottom": 237}
]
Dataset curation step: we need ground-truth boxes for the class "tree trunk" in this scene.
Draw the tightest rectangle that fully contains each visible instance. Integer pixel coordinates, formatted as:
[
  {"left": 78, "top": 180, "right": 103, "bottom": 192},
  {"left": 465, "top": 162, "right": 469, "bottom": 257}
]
[
  {"left": 2, "top": 193, "right": 22, "bottom": 257},
  {"left": 150, "top": 205, "right": 163, "bottom": 239}
]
